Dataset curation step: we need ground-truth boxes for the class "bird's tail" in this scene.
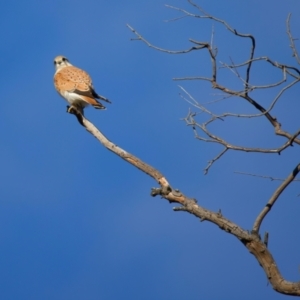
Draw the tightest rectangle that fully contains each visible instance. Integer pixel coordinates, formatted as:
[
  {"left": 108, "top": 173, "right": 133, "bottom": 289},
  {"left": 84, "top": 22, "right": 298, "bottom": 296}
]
[
  {"left": 96, "top": 93, "right": 111, "bottom": 103},
  {"left": 91, "top": 87, "right": 111, "bottom": 103},
  {"left": 93, "top": 102, "right": 106, "bottom": 110},
  {"left": 79, "top": 95, "right": 106, "bottom": 110}
]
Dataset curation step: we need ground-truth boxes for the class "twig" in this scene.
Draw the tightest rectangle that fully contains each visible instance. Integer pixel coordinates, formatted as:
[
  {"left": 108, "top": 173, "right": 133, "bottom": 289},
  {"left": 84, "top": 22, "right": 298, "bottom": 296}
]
[
  {"left": 253, "top": 163, "right": 300, "bottom": 233},
  {"left": 126, "top": 24, "right": 207, "bottom": 54},
  {"left": 178, "top": 85, "right": 222, "bottom": 120},
  {"left": 169, "top": 0, "right": 256, "bottom": 92},
  {"left": 234, "top": 171, "right": 300, "bottom": 182},
  {"left": 223, "top": 56, "right": 300, "bottom": 76},
  {"left": 220, "top": 61, "right": 287, "bottom": 90},
  {"left": 164, "top": 15, "right": 188, "bottom": 23},
  {"left": 204, "top": 148, "right": 228, "bottom": 174},
  {"left": 192, "top": 118, "right": 300, "bottom": 155},
  {"left": 286, "top": 13, "right": 300, "bottom": 64}
]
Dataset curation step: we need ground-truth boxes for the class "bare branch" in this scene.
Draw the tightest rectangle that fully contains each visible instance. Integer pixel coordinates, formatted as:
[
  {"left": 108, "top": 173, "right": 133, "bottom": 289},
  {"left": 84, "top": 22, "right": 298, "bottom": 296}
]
[
  {"left": 173, "top": 76, "right": 213, "bottom": 82},
  {"left": 253, "top": 163, "right": 300, "bottom": 233},
  {"left": 178, "top": 85, "right": 222, "bottom": 120},
  {"left": 191, "top": 117, "right": 300, "bottom": 155},
  {"left": 126, "top": 24, "right": 207, "bottom": 54},
  {"left": 139, "top": 3, "right": 300, "bottom": 152},
  {"left": 164, "top": 15, "right": 188, "bottom": 23},
  {"left": 168, "top": 0, "right": 256, "bottom": 91},
  {"left": 204, "top": 148, "right": 228, "bottom": 174},
  {"left": 234, "top": 171, "right": 300, "bottom": 182},
  {"left": 210, "top": 23, "right": 215, "bottom": 49},
  {"left": 175, "top": 76, "right": 299, "bottom": 122},
  {"left": 222, "top": 78, "right": 299, "bottom": 119},
  {"left": 124, "top": 2, "right": 300, "bottom": 296},
  {"left": 203, "top": 93, "right": 235, "bottom": 104},
  {"left": 220, "top": 61, "right": 287, "bottom": 90},
  {"left": 225, "top": 57, "right": 245, "bottom": 86},
  {"left": 183, "top": 106, "right": 300, "bottom": 171},
  {"left": 67, "top": 106, "right": 172, "bottom": 196},
  {"left": 286, "top": 13, "right": 300, "bottom": 64},
  {"left": 224, "top": 56, "right": 300, "bottom": 76},
  {"left": 67, "top": 106, "right": 300, "bottom": 296},
  {"left": 128, "top": 14, "right": 300, "bottom": 149}
]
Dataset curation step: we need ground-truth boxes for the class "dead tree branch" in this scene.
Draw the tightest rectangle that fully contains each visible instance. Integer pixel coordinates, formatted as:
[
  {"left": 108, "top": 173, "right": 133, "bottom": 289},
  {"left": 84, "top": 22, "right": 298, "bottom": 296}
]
[
  {"left": 183, "top": 107, "right": 300, "bottom": 171},
  {"left": 123, "top": 1, "right": 300, "bottom": 296},
  {"left": 234, "top": 171, "right": 300, "bottom": 182},
  {"left": 127, "top": 3, "right": 300, "bottom": 172},
  {"left": 253, "top": 163, "right": 300, "bottom": 233},
  {"left": 67, "top": 106, "right": 300, "bottom": 296},
  {"left": 286, "top": 13, "right": 300, "bottom": 65}
]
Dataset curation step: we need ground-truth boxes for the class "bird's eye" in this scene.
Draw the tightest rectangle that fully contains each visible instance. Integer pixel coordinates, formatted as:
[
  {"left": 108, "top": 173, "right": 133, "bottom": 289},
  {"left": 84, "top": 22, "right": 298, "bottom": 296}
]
[{"left": 62, "top": 57, "right": 66, "bottom": 61}]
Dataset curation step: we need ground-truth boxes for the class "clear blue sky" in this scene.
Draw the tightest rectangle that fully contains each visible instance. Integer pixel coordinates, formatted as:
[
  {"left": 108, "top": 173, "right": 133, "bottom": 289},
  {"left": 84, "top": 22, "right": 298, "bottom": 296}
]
[{"left": 0, "top": 0, "right": 300, "bottom": 299}]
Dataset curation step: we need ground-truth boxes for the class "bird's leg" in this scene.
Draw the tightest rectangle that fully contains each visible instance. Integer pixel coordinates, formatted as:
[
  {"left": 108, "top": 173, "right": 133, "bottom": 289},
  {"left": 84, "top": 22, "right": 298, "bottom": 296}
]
[{"left": 67, "top": 105, "right": 84, "bottom": 126}]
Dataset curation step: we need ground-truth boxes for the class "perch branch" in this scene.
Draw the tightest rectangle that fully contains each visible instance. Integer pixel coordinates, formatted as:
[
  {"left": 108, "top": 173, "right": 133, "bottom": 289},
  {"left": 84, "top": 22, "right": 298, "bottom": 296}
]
[
  {"left": 67, "top": 106, "right": 173, "bottom": 199},
  {"left": 66, "top": 105, "right": 300, "bottom": 296}
]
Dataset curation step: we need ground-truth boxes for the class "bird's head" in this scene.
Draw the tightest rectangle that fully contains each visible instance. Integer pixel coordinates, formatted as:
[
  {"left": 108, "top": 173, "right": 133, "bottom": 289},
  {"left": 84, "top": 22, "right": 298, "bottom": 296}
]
[{"left": 54, "top": 55, "right": 72, "bottom": 71}]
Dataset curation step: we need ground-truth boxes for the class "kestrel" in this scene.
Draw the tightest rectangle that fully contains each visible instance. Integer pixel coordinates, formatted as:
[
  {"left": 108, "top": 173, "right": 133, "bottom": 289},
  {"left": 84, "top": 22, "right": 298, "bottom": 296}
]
[{"left": 53, "top": 55, "right": 111, "bottom": 111}]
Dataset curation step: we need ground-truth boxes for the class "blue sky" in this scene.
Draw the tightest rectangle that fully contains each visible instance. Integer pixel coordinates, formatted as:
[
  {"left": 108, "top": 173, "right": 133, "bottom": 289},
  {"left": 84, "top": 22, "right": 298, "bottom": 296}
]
[{"left": 0, "top": 0, "right": 300, "bottom": 299}]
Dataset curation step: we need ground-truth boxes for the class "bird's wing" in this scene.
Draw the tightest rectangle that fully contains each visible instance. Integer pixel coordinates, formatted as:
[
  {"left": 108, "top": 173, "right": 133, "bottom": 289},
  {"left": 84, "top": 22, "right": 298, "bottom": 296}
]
[
  {"left": 54, "top": 66, "right": 112, "bottom": 104},
  {"left": 91, "top": 88, "right": 112, "bottom": 103},
  {"left": 54, "top": 66, "right": 93, "bottom": 95}
]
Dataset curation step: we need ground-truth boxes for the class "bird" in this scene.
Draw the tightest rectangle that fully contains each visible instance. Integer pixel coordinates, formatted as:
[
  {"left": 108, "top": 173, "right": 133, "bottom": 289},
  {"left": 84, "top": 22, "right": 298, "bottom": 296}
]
[{"left": 53, "top": 55, "right": 111, "bottom": 112}]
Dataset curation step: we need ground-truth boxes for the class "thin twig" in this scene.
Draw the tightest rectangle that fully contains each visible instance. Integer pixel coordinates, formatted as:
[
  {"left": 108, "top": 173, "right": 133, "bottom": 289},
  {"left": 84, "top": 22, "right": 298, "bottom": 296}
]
[
  {"left": 286, "top": 13, "right": 300, "bottom": 65},
  {"left": 234, "top": 171, "right": 300, "bottom": 182},
  {"left": 127, "top": 24, "right": 207, "bottom": 54},
  {"left": 220, "top": 61, "right": 287, "bottom": 90},
  {"left": 253, "top": 163, "right": 300, "bottom": 233},
  {"left": 178, "top": 85, "right": 222, "bottom": 120},
  {"left": 204, "top": 148, "right": 228, "bottom": 174},
  {"left": 192, "top": 119, "right": 300, "bottom": 154},
  {"left": 224, "top": 56, "right": 300, "bottom": 76},
  {"left": 164, "top": 15, "right": 188, "bottom": 23}
]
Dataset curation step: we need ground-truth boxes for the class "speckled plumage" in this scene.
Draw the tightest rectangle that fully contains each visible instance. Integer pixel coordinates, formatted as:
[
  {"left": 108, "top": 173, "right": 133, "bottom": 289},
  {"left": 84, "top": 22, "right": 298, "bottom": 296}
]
[{"left": 53, "top": 55, "right": 111, "bottom": 110}]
